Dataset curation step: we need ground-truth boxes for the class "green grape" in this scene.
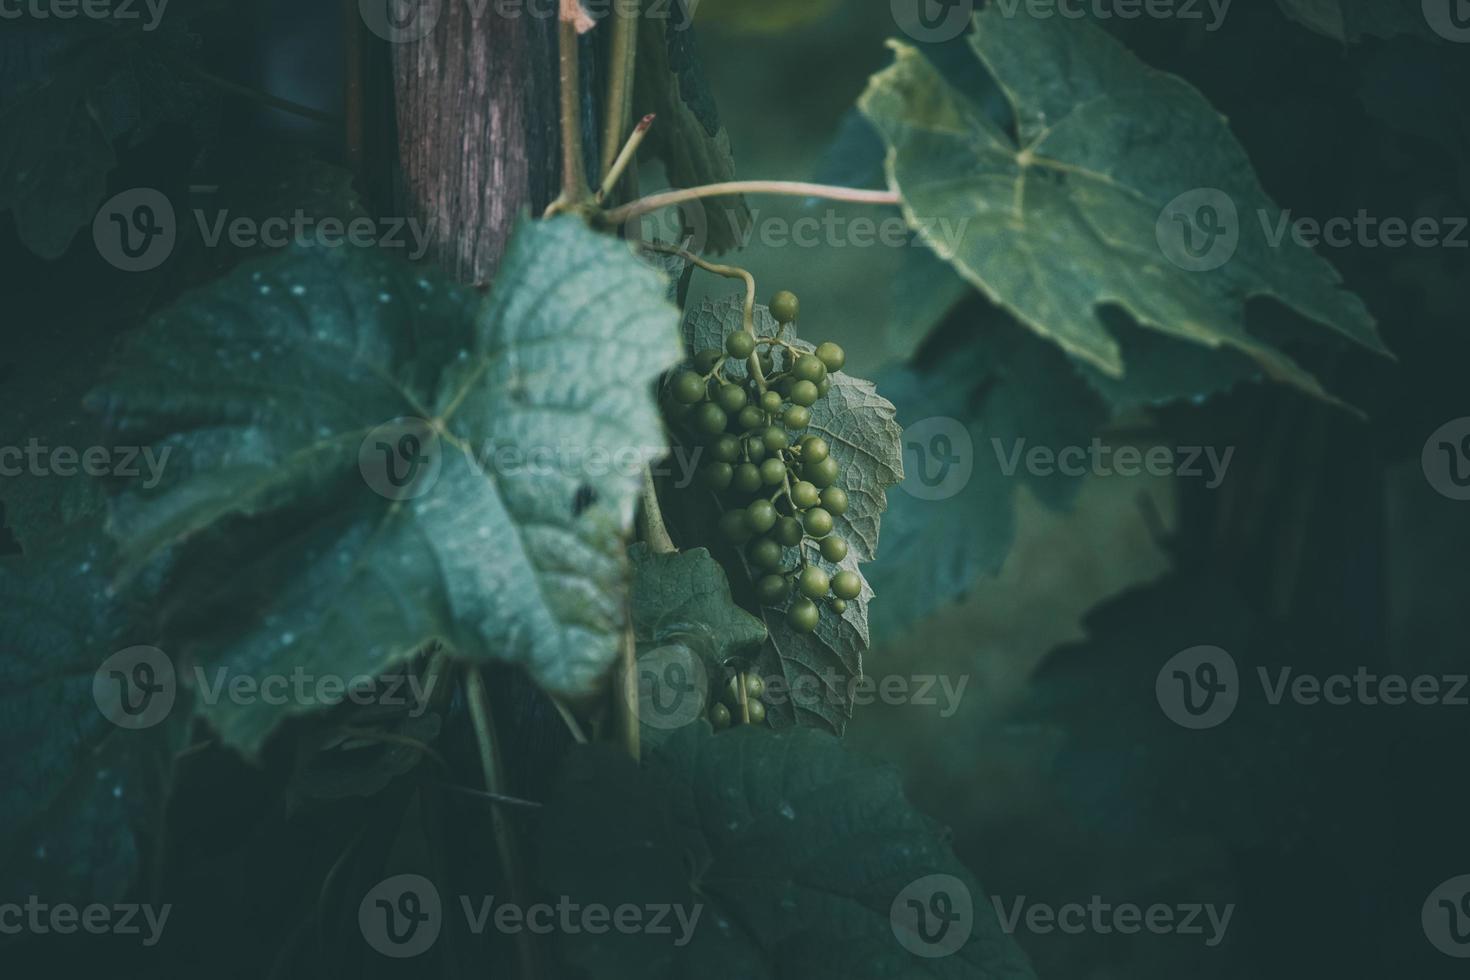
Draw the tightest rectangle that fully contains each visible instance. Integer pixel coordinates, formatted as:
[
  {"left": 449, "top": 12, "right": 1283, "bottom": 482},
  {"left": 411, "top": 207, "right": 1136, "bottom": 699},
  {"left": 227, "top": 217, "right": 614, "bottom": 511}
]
[
  {"left": 693, "top": 349, "right": 723, "bottom": 373},
  {"left": 783, "top": 405, "right": 810, "bottom": 429},
  {"left": 760, "top": 390, "right": 783, "bottom": 414},
  {"left": 760, "top": 458, "right": 787, "bottom": 486},
  {"left": 763, "top": 427, "right": 790, "bottom": 453},
  {"left": 732, "top": 463, "right": 763, "bottom": 494},
  {"left": 726, "top": 331, "right": 756, "bottom": 359},
  {"left": 798, "top": 566, "right": 831, "bottom": 599},
  {"left": 793, "top": 354, "right": 827, "bottom": 385},
  {"left": 748, "top": 537, "right": 783, "bottom": 570},
  {"left": 803, "top": 507, "right": 834, "bottom": 537},
  {"left": 747, "top": 699, "right": 766, "bottom": 724},
  {"left": 701, "top": 462, "right": 733, "bottom": 491},
  {"left": 832, "top": 570, "right": 862, "bottom": 600},
  {"left": 816, "top": 342, "right": 845, "bottom": 373},
  {"left": 715, "top": 384, "right": 747, "bottom": 413},
  {"left": 819, "top": 486, "right": 848, "bottom": 516},
  {"left": 800, "top": 436, "right": 829, "bottom": 464},
  {"left": 770, "top": 290, "right": 800, "bottom": 324},
  {"left": 807, "top": 455, "right": 839, "bottom": 488},
  {"left": 790, "top": 380, "right": 819, "bottom": 407},
  {"left": 756, "top": 573, "right": 790, "bottom": 605},
  {"left": 737, "top": 405, "right": 765, "bottom": 432},
  {"left": 745, "top": 673, "right": 765, "bottom": 699},
  {"left": 820, "top": 535, "right": 848, "bottom": 563},
  {"left": 816, "top": 377, "right": 831, "bottom": 398},
  {"left": 773, "top": 516, "right": 803, "bottom": 547},
  {"left": 719, "top": 509, "right": 750, "bottom": 542},
  {"left": 672, "top": 371, "right": 706, "bottom": 404},
  {"left": 830, "top": 598, "right": 848, "bottom": 614},
  {"left": 790, "top": 481, "right": 821, "bottom": 510},
  {"left": 746, "top": 499, "right": 778, "bottom": 533},
  {"left": 744, "top": 436, "right": 767, "bottom": 464},
  {"left": 787, "top": 597, "right": 819, "bottom": 632},
  {"left": 710, "top": 702, "right": 731, "bottom": 730},
  {"left": 711, "top": 434, "right": 741, "bottom": 463},
  {"left": 694, "top": 402, "right": 727, "bottom": 434}
]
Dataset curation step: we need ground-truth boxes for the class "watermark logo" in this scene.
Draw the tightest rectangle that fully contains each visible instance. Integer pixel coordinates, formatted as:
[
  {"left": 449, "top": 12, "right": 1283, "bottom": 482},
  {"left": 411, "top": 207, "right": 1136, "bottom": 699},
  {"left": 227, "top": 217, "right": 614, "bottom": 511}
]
[
  {"left": 899, "top": 417, "right": 974, "bottom": 501},
  {"left": 1156, "top": 188, "right": 1238, "bottom": 272},
  {"left": 1156, "top": 645, "right": 1238, "bottom": 729},
  {"left": 0, "top": 0, "right": 170, "bottom": 31},
  {"left": 1423, "top": 0, "right": 1470, "bottom": 42},
  {"left": 93, "top": 646, "right": 176, "bottom": 730},
  {"left": 624, "top": 644, "right": 708, "bottom": 731},
  {"left": 360, "top": 417, "right": 444, "bottom": 500},
  {"left": 891, "top": 874, "right": 973, "bottom": 958},
  {"left": 892, "top": 0, "right": 974, "bottom": 42},
  {"left": 1424, "top": 875, "right": 1470, "bottom": 957},
  {"left": 993, "top": 895, "right": 1233, "bottom": 947},
  {"left": 1422, "top": 418, "right": 1470, "bottom": 501},
  {"left": 360, "top": 0, "right": 442, "bottom": 42},
  {"left": 988, "top": 0, "right": 1232, "bottom": 30},
  {"left": 94, "top": 188, "right": 176, "bottom": 273},
  {"left": 360, "top": 874, "right": 443, "bottom": 958}
]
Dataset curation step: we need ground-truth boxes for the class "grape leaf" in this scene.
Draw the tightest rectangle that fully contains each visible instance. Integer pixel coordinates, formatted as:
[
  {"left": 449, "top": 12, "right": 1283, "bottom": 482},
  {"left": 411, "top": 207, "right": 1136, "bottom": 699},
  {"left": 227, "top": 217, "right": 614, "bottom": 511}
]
[
  {"left": 629, "top": 544, "right": 767, "bottom": 663},
  {"left": 867, "top": 315, "right": 1106, "bottom": 648},
  {"left": 0, "top": 530, "right": 184, "bottom": 906},
  {"left": 680, "top": 295, "right": 903, "bottom": 731},
  {"left": 857, "top": 12, "right": 1388, "bottom": 401},
  {"left": 536, "top": 724, "right": 1037, "bottom": 979},
  {"left": 1275, "top": 0, "right": 1443, "bottom": 42},
  {"left": 87, "top": 217, "right": 684, "bottom": 756},
  {"left": 634, "top": 0, "right": 751, "bottom": 253}
]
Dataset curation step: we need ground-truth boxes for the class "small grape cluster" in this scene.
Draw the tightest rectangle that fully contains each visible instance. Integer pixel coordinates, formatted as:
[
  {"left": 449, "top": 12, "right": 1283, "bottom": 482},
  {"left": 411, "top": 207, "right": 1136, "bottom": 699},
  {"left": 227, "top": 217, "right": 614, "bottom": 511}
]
[
  {"left": 664, "top": 290, "right": 861, "bottom": 633},
  {"left": 708, "top": 672, "right": 765, "bottom": 730}
]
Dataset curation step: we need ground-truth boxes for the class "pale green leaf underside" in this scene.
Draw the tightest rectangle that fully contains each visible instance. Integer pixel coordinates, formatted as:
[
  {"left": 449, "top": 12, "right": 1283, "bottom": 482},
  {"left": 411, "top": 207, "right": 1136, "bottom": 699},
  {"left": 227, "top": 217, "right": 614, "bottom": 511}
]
[{"left": 858, "top": 12, "right": 1386, "bottom": 399}]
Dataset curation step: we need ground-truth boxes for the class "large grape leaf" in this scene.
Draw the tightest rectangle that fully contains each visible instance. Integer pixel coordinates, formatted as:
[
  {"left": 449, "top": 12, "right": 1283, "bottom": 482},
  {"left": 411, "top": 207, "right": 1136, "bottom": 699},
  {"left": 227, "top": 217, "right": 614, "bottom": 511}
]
[
  {"left": 633, "top": 0, "right": 751, "bottom": 253},
  {"left": 857, "top": 11, "right": 1388, "bottom": 401},
  {"left": 680, "top": 295, "right": 903, "bottom": 731},
  {"left": 536, "top": 725, "right": 1036, "bottom": 979},
  {"left": 630, "top": 544, "right": 766, "bottom": 664},
  {"left": 86, "top": 216, "right": 684, "bottom": 756},
  {"left": 0, "top": 530, "right": 185, "bottom": 906}
]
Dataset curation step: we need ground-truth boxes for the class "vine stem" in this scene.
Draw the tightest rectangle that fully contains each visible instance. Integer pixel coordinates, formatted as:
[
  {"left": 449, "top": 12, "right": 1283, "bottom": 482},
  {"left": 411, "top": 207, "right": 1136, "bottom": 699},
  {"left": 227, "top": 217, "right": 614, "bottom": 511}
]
[
  {"left": 598, "top": 114, "right": 655, "bottom": 204},
  {"left": 639, "top": 240, "right": 765, "bottom": 389},
  {"left": 547, "top": 4, "right": 591, "bottom": 214},
  {"left": 601, "top": 180, "right": 901, "bottom": 227},
  {"left": 465, "top": 665, "right": 542, "bottom": 979},
  {"left": 600, "top": 0, "right": 640, "bottom": 181}
]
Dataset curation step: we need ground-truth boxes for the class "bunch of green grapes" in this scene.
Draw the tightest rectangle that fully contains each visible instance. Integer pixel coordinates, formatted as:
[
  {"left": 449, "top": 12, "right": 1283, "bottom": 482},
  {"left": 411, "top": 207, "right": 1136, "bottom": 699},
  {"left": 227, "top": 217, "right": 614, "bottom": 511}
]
[
  {"left": 707, "top": 672, "right": 766, "bottom": 730},
  {"left": 664, "top": 290, "right": 862, "bottom": 633}
]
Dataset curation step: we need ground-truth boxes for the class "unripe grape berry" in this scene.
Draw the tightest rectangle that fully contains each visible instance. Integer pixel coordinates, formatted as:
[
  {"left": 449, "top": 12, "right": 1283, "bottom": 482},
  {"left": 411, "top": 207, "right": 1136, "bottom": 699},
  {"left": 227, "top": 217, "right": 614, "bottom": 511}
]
[
  {"left": 745, "top": 674, "right": 764, "bottom": 699},
  {"left": 710, "top": 702, "right": 731, "bottom": 730},
  {"left": 701, "top": 462, "right": 733, "bottom": 491},
  {"left": 793, "top": 354, "right": 827, "bottom": 385},
  {"left": 790, "top": 380, "right": 819, "bottom": 407},
  {"left": 790, "top": 481, "right": 821, "bottom": 510},
  {"left": 830, "top": 598, "right": 847, "bottom": 614},
  {"left": 819, "top": 486, "right": 848, "bottom": 516},
  {"left": 760, "top": 390, "right": 783, "bottom": 414},
  {"left": 783, "top": 405, "right": 810, "bottom": 429},
  {"left": 760, "top": 458, "right": 787, "bottom": 486},
  {"left": 747, "top": 699, "right": 766, "bottom": 724},
  {"left": 693, "top": 349, "right": 723, "bottom": 373},
  {"left": 787, "top": 597, "right": 819, "bottom": 632},
  {"left": 815, "top": 342, "right": 846, "bottom": 373},
  {"left": 719, "top": 509, "right": 750, "bottom": 542},
  {"left": 673, "top": 371, "right": 706, "bottom": 404},
  {"left": 773, "top": 516, "right": 803, "bottom": 547},
  {"left": 737, "top": 406, "right": 765, "bottom": 432},
  {"left": 807, "top": 456, "right": 839, "bottom": 488},
  {"left": 711, "top": 434, "right": 741, "bottom": 463},
  {"left": 803, "top": 507, "right": 834, "bottom": 537},
  {"left": 756, "top": 573, "right": 789, "bottom": 605},
  {"left": 744, "top": 436, "right": 766, "bottom": 464},
  {"left": 715, "top": 384, "right": 747, "bottom": 413},
  {"left": 723, "top": 675, "right": 743, "bottom": 707},
  {"left": 733, "top": 463, "right": 763, "bottom": 494},
  {"left": 798, "top": 566, "right": 830, "bottom": 599},
  {"left": 820, "top": 535, "right": 848, "bottom": 563},
  {"left": 816, "top": 377, "right": 831, "bottom": 398},
  {"left": 770, "top": 290, "right": 800, "bottom": 324},
  {"left": 748, "top": 537, "right": 783, "bottom": 570},
  {"left": 726, "top": 331, "right": 756, "bottom": 359},
  {"left": 747, "top": 499, "right": 778, "bottom": 533},
  {"left": 800, "top": 436, "right": 829, "bottom": 464},
  {"left": 694, "top": 402, "right": 727, "bottom": 434},
  {"left": 763, "top": 426, "right": 790, "bottom": 453},
  {"left": 832, "top": 570, "right": 862, "bottom": 600}
]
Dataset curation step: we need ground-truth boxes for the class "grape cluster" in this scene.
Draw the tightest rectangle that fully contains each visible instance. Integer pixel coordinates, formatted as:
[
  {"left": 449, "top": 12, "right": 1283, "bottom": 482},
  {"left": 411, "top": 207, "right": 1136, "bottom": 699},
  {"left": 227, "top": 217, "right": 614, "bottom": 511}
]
[
  {"left": 664, "top": 291, "right": 861, "bottom": 634},
  {"left": 708, "top": 672, "right": 765, "bottom": 730}
]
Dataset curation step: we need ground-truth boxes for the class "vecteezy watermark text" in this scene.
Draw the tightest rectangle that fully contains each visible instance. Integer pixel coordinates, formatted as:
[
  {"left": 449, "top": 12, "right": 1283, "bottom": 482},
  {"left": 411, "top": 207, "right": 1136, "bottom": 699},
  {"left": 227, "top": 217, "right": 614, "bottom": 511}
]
[
  {"left": 0, "top": 897, "right": 171, "bottom": 946},
  {"left": 0, "top": 0, "right": 169, "bottom": 30},
  {"left": 992, "top": 895, "right": 1234, "bottom": 947},
  {"left": 993, "top": 438, "right": 1235, "bottom": 489},
  {"left": 0, "top": 439, "right": 170, "bottom": 488}
]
